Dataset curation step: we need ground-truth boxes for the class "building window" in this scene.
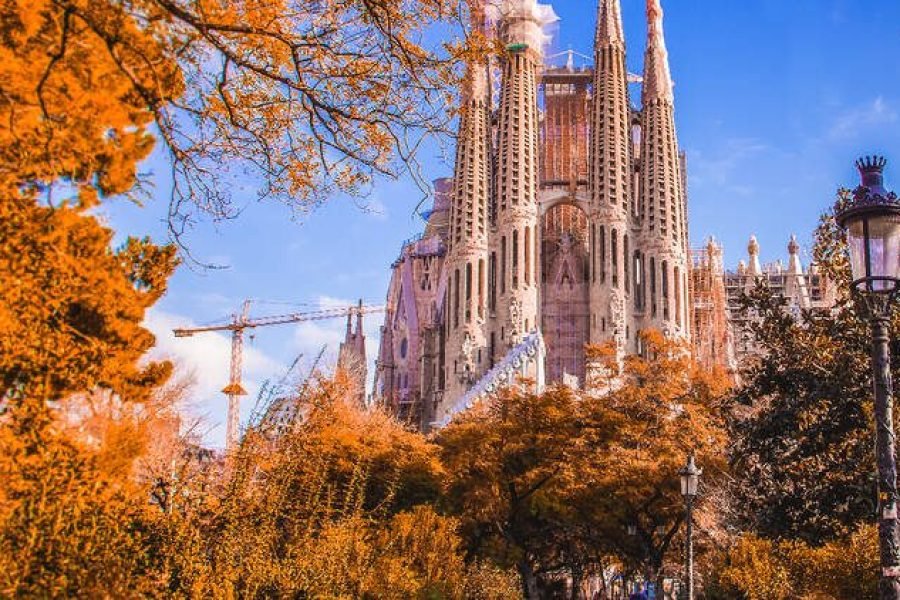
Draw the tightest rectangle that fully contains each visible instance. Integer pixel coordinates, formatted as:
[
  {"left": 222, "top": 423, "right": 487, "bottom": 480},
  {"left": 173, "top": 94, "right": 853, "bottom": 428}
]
[
  {"left": 489, "top": 252, "right": 497, "bottom": 312},
  {"left": 662, "top": 260, "right": 669, "bottom": 320},
  {"left": 512, "top": 230, "right": 519, "bottom": 289},
  {"left": 611, "top": 229, "right": 618, "bottom": 288},
  {"left": 524, "top": 226, "right": 531, "bottom": 286},
  {"left": 465, "top": 262, "right": 473, "bottom": 323},
  {"left": 453, "top": 268, "right": 460, "bottom": 329},
  {"left": 600, "top": 226, "right": 606, "bottom": 283},
  {"left": 674, "top": 266, "right": 682, "bottom": 328},
  {"left": 478, "top": 259, "right": 485, "bottom": 319},
  {"left": 501, "top": 236, "right": 507, "bottom": 294}
]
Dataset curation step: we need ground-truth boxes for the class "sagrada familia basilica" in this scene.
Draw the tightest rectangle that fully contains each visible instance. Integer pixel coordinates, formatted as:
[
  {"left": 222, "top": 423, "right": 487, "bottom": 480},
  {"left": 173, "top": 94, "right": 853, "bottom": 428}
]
[{"left": 364, "top": 0, "right": 836, "bottom": 429}]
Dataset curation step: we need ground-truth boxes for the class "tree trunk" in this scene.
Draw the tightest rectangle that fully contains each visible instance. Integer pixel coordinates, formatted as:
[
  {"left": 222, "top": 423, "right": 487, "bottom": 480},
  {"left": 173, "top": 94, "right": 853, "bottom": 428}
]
[
  {"left": 570, "top": 566, "right": 583, "bottom": 600},
  {"left": 518, "top": 558, "right": 540, "bottom": 600}
]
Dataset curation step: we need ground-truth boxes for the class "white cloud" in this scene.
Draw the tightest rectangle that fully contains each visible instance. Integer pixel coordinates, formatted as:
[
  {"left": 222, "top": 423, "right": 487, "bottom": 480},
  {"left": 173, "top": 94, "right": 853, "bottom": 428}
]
[
  {"left": 828, "top": 96, "right": 898, "bottom": 141},
  {"left": 687, "top": 137, "right": 769, "bottom": 192},
  {"left": 144, "top": 308, "right": 285, "bottom": 448}
]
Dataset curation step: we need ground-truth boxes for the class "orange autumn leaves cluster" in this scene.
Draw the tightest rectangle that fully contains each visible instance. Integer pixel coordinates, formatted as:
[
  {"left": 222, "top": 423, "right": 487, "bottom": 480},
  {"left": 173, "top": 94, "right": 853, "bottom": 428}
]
[
  {"left": 438, "top": 332, "right": 732, "bottom": 597},
  {"left": 1, "top": 0, "right": 471, "bottom": 220}
]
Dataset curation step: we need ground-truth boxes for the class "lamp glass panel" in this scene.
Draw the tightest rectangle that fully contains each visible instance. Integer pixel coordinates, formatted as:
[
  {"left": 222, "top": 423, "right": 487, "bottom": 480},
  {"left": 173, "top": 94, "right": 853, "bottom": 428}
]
[
  {"left": 687, "top": 474, "right": 698, "bottom": 496},
  {"left": 680, "top": 473, "right": 698, "bottom": 497},
  {"left": 866, "top": 213, "right": 900, "bottom": 289},
  {"left": 847, "top": 218, "right": 868, "bottom": 283}
]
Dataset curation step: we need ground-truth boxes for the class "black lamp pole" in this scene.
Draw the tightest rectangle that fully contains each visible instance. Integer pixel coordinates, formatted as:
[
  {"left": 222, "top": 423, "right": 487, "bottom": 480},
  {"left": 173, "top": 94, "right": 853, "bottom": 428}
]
[
  {"left": 836, "top": 156, "right": 900, "bottom": 599},
  {"left": 679, "top": 454, "right": 701, "bottom": 600}
]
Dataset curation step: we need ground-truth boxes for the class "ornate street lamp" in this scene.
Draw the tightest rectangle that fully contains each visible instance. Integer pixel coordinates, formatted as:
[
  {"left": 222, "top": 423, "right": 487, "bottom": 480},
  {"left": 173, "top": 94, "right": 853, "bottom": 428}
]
[
  {"left": 835, "top": 156, "right": 900, "bottom": 599},
  {"left": 679, "top": 454, "right": 701, "bottom": 600}
]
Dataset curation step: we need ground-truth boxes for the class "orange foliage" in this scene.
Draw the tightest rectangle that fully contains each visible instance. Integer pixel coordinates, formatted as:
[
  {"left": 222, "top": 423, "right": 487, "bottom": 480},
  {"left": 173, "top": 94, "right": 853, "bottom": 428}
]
[
  {"left": 1, "top": 0, "right": 471, "bottom": 219},
  {"left": 712, "top": 525, "right": 879, "bottom": 600}
]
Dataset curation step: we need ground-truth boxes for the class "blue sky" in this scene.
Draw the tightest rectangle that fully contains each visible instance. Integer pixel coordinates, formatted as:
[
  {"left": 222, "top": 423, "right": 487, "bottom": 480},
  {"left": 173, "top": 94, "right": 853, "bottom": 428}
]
[{"left": 99, "top": 0, "right": 900, "bottom": 446}]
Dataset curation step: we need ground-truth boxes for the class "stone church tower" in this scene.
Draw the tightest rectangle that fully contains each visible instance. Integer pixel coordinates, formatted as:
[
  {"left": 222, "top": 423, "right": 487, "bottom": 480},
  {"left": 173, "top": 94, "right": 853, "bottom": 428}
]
[
  {"left": 443, "top": 1, "right": 492, "bottom": 404},
  {"left": 374, "top": 0, "right": 691, "bottom": 429}
]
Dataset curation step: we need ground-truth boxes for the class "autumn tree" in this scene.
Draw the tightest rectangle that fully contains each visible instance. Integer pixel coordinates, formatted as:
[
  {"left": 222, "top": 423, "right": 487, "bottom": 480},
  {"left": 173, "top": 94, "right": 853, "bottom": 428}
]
[
  {"left": 573, "top": 332, "right": 730, "bottom": 592},
  {"left": 0, "top": 194, "right": 179, "bottom": 596},
  {"left": 707, "top": 523, "right": 878, "bottom": 599},
  {"left": 154, "top": 376, "right": 518, "bottom": 598},
  {"left": 4, "top": 0, "right": 472, "bottom": 231},
  {"left": 729, "top": 201, "right": 892, "bottom": 543},
  {"left": 437, "top": 384, "right": 582, "bottom": 598}
]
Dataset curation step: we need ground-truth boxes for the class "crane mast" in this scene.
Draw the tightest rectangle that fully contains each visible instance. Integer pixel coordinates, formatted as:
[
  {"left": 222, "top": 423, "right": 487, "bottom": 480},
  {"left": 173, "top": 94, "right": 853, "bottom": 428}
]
[{"left": 173, "top": 300, "right": 385, "bottom": 451}]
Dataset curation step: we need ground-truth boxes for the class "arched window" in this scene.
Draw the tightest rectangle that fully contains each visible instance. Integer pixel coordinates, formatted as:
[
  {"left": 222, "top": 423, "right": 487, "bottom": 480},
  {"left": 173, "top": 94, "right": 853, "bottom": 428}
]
[
  {"left": 661, "top": 260, "right": 669, "bottom": 320},
  {"left": 524, "top": 226, "right": 531, "bottom": 286},
  {"left": 478, "top": 259, "right": 485, "bottom": 318},
  {"left": 501, "top": 236, "right": 507, "bottom": 294},
  {"left": 453, "top": 268, "right": 460, "bottom": 329},
  {"left": 465, "top": 262, "right": 473, "bottom": 323},
  {"left": 650, "top": 257, "right": 657, "bottom": 317},
  {"left": 674, "top": 265, "right": 681, "bottom": 327},
  {"left": 624, "top": 235, "right": 630, "bottom": 294},
  {"left": 611, "top": 229, "right": 619, "bottom": 288},
  {"left": 600, "top": 226, "right": 606, "bottom": 283},
  {"left": 512, "top": 230, "right": 519, "bottom": 289}
]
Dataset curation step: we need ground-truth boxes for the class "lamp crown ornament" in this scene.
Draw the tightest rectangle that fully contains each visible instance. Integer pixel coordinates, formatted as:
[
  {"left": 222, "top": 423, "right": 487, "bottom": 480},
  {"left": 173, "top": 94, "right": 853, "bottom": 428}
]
[
  {"left": 857, "top": 155, "right": 887, "bottom": 189},
  {"left": 849, "top": 155, "right": 898, "bottom": 207}
]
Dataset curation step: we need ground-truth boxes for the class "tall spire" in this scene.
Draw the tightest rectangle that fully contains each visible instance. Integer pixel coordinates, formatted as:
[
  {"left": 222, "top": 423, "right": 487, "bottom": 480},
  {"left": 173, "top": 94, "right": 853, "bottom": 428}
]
[
  {"left": 589, "top": 0, "right": 633, "bottom": 349},
  {"left": 443, "top": 0, "right": 492, "bottom": 407},
  {"left": 596, "top": 0, "right": 624, "bottom": 46},
  {"left": 638, "top": 0, "right": 689, "bottom": 340},
  {"left": 643, "top": 0, "right": 674, "bottom": 102}
]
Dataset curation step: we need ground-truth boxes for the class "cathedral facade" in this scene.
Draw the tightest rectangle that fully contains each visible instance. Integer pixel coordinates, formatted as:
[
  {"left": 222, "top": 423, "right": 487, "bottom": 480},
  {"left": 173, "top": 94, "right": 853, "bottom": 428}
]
[{"left": 374, "top": 0, "right": 691, "bottom": 429}]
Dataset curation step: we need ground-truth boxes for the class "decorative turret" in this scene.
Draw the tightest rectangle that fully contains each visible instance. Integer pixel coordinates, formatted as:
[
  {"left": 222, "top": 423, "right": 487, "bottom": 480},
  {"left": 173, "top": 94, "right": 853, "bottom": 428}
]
[
  {"left": 637, "top": 0, "right": 690, "bottom": 340},
  {"left": 747, "top": 235, "right": 762, "bottom": 277},
  {"left": 588, "top": 0, "right": 632, "bottom": 350},
  {"left": 785, "top": 234, "right": 810, "bottom": 308},
  {"left": 443, "top": 1, "right": 493, "bottom": 403}
]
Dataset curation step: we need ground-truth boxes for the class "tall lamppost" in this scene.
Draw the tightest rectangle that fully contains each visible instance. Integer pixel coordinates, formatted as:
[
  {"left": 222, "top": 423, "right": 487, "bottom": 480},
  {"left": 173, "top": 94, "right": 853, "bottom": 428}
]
[
  {"left": 679, "top": 454, "right": 701, "bottom": 600},
  {"left": 835, "top": 156, "right": 900, "bottom": 599}
]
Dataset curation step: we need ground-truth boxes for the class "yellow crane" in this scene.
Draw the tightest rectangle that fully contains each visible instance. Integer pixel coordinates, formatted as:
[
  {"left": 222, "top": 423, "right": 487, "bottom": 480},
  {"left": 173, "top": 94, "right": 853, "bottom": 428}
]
[{"left": 173, "top": 300, "right": 385, "bottom": 451}]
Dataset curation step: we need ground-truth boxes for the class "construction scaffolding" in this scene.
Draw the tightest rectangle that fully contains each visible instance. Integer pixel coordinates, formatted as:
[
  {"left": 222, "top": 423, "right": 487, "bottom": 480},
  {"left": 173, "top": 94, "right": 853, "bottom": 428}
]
[
  {"left": 689, "top": 239, "right": 735, "bottom": 374},
  {"left": 539, "top": 56, "right": 591, "bottom": 187}
]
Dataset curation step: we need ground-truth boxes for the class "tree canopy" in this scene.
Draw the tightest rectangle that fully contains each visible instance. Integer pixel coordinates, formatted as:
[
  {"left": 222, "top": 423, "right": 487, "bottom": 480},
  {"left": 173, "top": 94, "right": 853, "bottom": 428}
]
[
  {"left": 729, "top": 206, "right": 892, "bottom": 544},
  {"left": 4, "top": 0, "right": 471, "bottom": 231}
]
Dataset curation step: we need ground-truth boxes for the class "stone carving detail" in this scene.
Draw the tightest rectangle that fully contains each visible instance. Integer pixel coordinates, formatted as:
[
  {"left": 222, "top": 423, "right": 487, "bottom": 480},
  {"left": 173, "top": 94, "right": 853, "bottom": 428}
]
[
  {"left": 609, "top": 288, "right": 626, "bottom": 349},
  {"left": 508, "top": 298, "right": 523, "bottom": 346},
  {"left": 459, "top": 332, "right": 477, "bottom": 383}
]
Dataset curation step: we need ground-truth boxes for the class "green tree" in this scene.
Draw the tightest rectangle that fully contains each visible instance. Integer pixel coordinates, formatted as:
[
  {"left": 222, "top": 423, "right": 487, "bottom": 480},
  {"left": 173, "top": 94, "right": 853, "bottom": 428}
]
[{"left": 729, "top": 201, "right": 889, "bottom": 543}]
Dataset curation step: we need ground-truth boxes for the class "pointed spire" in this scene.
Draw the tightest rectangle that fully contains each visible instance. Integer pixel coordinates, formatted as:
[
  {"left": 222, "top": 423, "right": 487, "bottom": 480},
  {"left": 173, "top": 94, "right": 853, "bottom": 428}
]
[
  {"left": 596, "top": 0, "right": 624, "bottom": 46},
  {"left": 787, "top": 235, "right": 803, "bottom": 275},
  {"left": 643, "top": 0, "right": 674, "bottom": 102}
]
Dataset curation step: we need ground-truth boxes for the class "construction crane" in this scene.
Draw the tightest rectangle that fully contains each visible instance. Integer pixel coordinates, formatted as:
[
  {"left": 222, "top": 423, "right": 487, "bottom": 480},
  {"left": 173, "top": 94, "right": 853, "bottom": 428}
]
[{"left": 173, "top": 300, "right": 385, "bottom": 451}]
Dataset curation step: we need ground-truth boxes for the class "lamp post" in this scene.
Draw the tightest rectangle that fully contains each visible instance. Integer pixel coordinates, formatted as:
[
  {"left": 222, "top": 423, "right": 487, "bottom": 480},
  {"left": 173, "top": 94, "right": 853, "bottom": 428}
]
[
  {"left": 835, "top": 156, "right": 900, "bottom": 599},
  {"left": 679, "top": 454, "right": 701, "bottom": 600}
]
